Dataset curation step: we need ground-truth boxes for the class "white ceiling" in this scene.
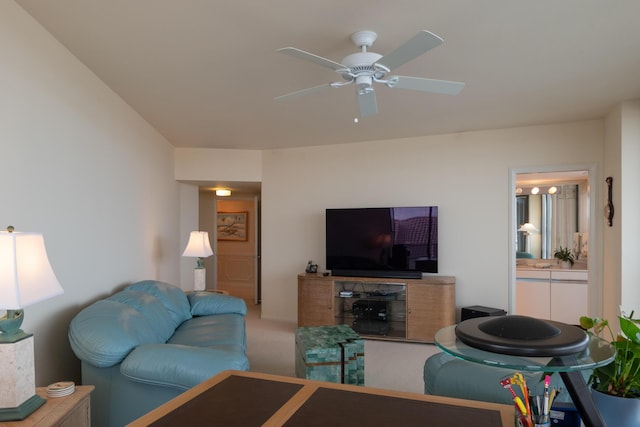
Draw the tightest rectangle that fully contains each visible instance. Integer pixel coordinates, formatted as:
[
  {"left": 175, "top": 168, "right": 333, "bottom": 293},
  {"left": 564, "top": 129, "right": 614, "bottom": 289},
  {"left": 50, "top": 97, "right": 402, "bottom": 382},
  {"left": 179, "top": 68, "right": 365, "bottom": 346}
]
[{"left": 16, "top": 0, "right": 640, "bottom": 151}]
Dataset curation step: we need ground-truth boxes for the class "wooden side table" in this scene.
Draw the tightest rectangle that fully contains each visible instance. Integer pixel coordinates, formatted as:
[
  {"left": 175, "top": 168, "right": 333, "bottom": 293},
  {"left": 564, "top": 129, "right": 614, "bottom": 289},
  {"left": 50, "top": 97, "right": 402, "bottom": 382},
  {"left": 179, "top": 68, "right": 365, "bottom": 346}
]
[{"left": 4, "top": 385, "right": 94, "bottom": 427}]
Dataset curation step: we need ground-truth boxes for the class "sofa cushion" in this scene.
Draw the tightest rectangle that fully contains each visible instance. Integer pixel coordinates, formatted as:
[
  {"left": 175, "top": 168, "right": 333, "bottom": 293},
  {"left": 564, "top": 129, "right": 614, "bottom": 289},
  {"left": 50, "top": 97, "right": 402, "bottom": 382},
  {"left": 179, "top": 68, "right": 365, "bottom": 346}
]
[
  {"left": 69, "top": 296, "right": 168, "bottom": 368},
  {"left": 120, "top": 343, "right": 250, "bottom": 389},
  {"left": 107, "top": 290, "right": 176, "bottom": 343},
  {"left": 168, "top": 313, "right": 246, "bottom": 354},
  {"left": 187, "top": 291, "right": 247, "bottom": 316},
  {"left": 127, "top": 280, "right": 192, "bottom": 327}
]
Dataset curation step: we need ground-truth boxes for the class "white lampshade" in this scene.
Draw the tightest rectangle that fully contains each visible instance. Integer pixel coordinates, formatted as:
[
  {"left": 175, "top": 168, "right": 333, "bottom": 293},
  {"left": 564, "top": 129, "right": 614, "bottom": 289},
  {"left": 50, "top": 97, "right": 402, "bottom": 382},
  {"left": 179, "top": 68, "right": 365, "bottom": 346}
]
[
  {"left": 0, "top": 231, "right": 64, "bottom": 310},
  {"left": 518, "top": 223, "right": 539, "bottom": 234},
  {"left": 182, "top": 231, "right": 214, "bottom": 258}
]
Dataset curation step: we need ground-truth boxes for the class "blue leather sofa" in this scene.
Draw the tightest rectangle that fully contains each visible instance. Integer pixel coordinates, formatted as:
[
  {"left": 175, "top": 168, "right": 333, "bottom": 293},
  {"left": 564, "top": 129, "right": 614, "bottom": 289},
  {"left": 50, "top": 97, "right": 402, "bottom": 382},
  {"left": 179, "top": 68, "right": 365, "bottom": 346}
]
[{"left": 68, "top": 280, "right": 249, "bottom": 427}]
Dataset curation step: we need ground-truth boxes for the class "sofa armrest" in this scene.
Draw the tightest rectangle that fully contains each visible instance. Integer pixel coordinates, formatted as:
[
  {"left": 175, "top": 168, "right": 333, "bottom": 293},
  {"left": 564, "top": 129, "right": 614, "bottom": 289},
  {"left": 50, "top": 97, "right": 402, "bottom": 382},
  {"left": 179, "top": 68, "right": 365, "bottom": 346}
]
[
  {"left": 120, "top": 344, "right": 249, "bottom": 389},
  {"left": 187, "top": 291, "right": 247, "bottom": 316}
]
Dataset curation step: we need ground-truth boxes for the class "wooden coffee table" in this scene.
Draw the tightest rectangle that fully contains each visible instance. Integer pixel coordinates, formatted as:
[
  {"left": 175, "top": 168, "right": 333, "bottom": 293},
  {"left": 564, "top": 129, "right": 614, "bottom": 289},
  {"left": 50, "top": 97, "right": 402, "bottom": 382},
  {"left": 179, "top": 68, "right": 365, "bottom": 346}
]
[{"left": 127, "top": 370, "right": 513, "bottom": 427}]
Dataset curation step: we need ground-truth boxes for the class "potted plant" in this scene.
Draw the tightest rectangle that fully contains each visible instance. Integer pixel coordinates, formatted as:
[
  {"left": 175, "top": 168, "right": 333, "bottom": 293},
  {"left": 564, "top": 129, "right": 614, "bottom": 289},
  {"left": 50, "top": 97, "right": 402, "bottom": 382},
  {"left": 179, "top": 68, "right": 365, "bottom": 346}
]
[
  {"left": 579, "top": 311, "right": 640, "bottom": 426},
  {"left": 553, "top": 246, "right": 575, "bottom": 267}
]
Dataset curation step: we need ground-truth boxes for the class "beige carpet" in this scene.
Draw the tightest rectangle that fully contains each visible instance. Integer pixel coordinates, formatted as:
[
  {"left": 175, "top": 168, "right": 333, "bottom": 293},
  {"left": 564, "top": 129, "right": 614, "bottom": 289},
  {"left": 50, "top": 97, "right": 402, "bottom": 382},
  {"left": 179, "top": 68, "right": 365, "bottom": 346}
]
[{"left": 245, "top": 303, "right": 441, "bottom": 394}]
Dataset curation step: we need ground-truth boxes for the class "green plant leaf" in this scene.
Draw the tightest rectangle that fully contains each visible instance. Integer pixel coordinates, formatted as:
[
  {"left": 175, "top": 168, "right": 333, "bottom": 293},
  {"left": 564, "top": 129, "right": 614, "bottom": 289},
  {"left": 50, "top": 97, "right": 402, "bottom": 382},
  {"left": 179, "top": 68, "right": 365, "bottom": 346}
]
[
  {"left": 620, "top": 316, "right": 640, "bottom": 345},
  {"left": 580, "top": 316, "right": 595, "bottom": 329}
]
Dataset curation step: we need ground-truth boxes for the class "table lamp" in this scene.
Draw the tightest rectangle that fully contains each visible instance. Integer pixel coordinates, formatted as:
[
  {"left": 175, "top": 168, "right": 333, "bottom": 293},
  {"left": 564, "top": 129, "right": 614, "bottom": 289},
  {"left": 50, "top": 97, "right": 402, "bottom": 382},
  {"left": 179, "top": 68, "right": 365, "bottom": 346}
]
[
  {"left": 0, "top": 226, "right": 64, "bottom": 421},
  {"left": 518, "top": 222, "right": 539, "bottom": 253},
  {"left": 182, "top": 231, "right": 214, "bottom": 291}
]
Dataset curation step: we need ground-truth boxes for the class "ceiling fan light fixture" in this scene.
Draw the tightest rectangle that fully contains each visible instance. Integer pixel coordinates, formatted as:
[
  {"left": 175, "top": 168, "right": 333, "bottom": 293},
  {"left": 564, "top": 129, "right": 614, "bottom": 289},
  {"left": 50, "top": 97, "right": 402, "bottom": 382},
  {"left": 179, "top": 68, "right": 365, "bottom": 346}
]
[
  {"left": 275, "top": 29, "right": 465, "bottom": 117},
  {"left": 356, "top": 75, "right": 373, "bottom": 91}
]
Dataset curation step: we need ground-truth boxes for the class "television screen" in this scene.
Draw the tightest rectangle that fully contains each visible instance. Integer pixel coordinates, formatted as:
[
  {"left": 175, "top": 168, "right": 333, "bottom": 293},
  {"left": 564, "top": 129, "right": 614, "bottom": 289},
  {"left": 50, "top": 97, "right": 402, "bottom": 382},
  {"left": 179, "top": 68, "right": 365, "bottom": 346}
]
[{"left": 326, "top": 207, "right": 438, "bottom": 278}]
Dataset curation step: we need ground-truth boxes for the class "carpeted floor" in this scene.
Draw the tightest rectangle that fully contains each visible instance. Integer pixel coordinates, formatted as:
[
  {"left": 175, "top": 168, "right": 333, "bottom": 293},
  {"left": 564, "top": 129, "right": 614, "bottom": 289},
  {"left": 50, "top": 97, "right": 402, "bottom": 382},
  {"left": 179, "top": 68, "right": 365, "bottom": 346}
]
[{"left": 244, "top": 303, "right": 441, "bottom": 394}]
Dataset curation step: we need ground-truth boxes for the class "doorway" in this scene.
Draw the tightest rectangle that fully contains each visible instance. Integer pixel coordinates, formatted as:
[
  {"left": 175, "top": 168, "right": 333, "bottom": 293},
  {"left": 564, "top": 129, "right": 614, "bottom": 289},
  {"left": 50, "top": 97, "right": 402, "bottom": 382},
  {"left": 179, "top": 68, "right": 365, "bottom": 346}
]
[
  {"left": 199, "top": 187, "right": 261, "bottom": 305},
  {"left": 215, "top": 196, "right": 260, "bottom": 304},
  {"left": 508, "top": 164, "right": 600, "bottom": 318}
]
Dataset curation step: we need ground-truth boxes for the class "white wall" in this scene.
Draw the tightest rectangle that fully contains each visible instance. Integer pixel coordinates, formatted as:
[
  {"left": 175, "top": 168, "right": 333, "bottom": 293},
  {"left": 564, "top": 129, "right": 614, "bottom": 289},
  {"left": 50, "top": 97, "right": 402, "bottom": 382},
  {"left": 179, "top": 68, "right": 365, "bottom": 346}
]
[
  {"left": 603, "top": 107, "right": 622, "bottom": 323},
  {"left": 260, "top": 121, "right": 604, "bottom": 322},
  {"left": 175, "top": 148, "right": 262, "bottom": 182},
  {"left": 1, "top": 2, "right": 181, "bottom": 385},
  {"left": 602, "top": 100, "right": 640, "bottom": 323},
  {"left": 620, "top": 101, "right": 640, "bottom": 313},
  {"left": 179, "top": 184, "right": 200, "bottom": 290}
]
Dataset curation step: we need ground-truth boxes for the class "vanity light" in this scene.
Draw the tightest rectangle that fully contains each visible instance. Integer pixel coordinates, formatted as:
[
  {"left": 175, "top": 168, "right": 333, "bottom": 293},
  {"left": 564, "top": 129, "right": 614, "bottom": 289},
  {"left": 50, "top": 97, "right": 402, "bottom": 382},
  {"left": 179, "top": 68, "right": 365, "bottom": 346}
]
[
  {"left": 531, "top": 187, "right": 540, "bottom": 195},
  {"left": 215, "top": 189, "right": 231, "bottom": 197},
  {"left": 548, "top": 186, "right": 558, "bottom": 195}
]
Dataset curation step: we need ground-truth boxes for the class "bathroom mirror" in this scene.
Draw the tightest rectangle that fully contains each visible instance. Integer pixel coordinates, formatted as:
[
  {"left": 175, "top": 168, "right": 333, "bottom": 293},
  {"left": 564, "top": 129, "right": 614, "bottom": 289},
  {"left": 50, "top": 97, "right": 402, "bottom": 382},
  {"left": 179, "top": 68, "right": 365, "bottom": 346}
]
[{"left": 515, "top": 170, "right": 589, "bottom": 262}]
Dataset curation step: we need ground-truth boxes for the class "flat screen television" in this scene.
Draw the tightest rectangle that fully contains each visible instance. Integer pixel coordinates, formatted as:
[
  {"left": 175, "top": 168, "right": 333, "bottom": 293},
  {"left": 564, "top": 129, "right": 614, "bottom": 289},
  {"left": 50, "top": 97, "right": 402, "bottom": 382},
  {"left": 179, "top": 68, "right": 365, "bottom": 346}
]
[{"left": 326, "top": 206, "right": 438, "bottom": 279}]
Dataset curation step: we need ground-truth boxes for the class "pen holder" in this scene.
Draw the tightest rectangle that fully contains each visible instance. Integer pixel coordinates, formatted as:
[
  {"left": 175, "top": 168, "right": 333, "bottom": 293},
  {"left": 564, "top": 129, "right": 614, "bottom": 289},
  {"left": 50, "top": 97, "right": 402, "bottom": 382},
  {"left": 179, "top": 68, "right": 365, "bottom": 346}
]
[
  {"left": 515, "top": 394, "right": 551, "bottom": 427},
  {"left": 515, "top": 414, "right": 550, "bottom": 427}
]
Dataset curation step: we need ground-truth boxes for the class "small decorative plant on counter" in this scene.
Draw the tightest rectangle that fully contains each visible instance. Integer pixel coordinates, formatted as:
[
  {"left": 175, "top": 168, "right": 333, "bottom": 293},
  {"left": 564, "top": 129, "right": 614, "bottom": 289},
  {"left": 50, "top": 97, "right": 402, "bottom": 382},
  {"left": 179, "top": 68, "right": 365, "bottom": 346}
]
[
  {"left": 553, "top": 246, "right": 575, "bottom": 267},
  {"left": 579, "top": 311, "right": 640, "bottom": 398}
]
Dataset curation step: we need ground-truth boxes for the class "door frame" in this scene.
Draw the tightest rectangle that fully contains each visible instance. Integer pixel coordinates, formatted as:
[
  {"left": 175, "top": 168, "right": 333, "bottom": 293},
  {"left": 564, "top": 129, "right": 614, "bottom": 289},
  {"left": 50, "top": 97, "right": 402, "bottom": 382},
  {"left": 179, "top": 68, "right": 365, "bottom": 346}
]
[
  {"left": 507, "top": 163, "right": 601, "bottom": 318},
  {"left": 213, "top": 194, "right": 261, "bottom": 304}
]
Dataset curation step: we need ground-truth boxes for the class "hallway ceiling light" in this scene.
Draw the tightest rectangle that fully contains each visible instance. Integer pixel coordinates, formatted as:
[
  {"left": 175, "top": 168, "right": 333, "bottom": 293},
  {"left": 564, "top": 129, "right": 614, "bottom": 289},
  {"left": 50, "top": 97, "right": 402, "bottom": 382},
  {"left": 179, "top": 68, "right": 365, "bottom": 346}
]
[{"left": 216, "top": 189, "right": 231, "bottom": 197}]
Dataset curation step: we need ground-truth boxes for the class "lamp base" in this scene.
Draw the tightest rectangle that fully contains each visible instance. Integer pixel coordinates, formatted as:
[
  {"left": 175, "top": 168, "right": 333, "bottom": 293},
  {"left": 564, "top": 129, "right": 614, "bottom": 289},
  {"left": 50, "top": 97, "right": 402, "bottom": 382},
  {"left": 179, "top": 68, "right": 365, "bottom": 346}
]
[
  {"left": 194, "top": 268, "right": 206, "bottom": 291},
  {"left": 0, "top": 309, "right": 25, "bottom": 337},
  {"left": 0, "top": 334, "right": 38, "bottom": 415},
  {"left": 0, "top": 394, "right": 46, "bottom": 421}
]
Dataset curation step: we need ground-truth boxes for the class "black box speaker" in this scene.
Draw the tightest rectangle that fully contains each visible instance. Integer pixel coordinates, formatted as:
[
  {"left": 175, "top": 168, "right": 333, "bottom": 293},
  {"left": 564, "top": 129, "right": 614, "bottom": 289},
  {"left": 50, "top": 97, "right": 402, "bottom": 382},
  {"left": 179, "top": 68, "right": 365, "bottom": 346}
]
[{"left": 461, "top": 305, "right": 507, "bottom": 321}]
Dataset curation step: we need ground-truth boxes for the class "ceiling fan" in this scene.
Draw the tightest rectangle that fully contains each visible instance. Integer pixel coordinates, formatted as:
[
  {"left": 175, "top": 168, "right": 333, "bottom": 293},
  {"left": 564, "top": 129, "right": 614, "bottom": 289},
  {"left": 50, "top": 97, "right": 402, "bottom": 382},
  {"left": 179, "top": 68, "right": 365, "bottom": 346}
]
[{"left": 275, "top": 30, "right": 465, "bottom": 117}]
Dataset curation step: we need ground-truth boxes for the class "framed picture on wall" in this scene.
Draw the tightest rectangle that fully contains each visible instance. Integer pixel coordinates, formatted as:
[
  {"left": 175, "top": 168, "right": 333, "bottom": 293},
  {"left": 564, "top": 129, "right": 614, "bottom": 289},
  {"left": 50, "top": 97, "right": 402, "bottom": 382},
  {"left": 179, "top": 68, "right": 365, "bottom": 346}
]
[{"left": 217, "top": 212, "right": 248, "bottom": 241}]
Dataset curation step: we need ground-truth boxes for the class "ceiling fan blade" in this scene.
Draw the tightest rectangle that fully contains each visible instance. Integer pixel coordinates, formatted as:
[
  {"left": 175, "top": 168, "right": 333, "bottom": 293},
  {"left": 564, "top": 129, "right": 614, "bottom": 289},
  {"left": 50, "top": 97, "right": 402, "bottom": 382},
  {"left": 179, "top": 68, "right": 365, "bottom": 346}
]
[
  {"left": 376, "top": 31, "right": 443, "bottom": 71},
  {"left": 387, "top": 76, "right": 465, "bottom": 95},
  {"left": 277, "top": 47, "right": 346, "bottom": 71},
  {"left": 357, "top": 88, "right": 378, "bottom": 117},
  {"left": 274, "top": 83, "right": 333, "bottom": 101}
]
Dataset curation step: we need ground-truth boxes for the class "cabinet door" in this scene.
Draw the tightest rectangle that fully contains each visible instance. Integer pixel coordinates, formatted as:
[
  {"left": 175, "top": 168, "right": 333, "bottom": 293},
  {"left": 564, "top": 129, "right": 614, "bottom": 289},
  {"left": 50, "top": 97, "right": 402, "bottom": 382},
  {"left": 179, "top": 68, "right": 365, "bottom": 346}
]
[
  {"left": 298, "top": 277, "right": 334, "bottom": 326},
  {"left": 516, "top": 280, "right": 551, "bottom": 319},
  {"left": 551, "top": 281, "right": 588, "bottom": 324},
  {"left": 406, "top": 283, "right": 455, "bottom": 342}
]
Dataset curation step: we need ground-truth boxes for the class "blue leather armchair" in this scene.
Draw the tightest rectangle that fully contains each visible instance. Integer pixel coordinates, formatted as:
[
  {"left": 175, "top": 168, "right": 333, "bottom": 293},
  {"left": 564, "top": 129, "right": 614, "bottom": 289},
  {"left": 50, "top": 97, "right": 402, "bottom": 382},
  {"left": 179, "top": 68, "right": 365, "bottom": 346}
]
[
  {"left": 424, "top": 352, "right": 583, "bottom": 405},
  {"left": 69, "top": 280, "right": 249, "bottom": 427}
]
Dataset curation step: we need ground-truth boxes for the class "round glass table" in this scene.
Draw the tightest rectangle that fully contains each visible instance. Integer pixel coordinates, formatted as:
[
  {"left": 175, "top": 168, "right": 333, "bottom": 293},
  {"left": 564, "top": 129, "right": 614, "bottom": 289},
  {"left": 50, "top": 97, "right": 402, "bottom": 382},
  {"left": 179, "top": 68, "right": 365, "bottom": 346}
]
[{"left": 435, "top": 323, "right": 615, "bottom": 427}]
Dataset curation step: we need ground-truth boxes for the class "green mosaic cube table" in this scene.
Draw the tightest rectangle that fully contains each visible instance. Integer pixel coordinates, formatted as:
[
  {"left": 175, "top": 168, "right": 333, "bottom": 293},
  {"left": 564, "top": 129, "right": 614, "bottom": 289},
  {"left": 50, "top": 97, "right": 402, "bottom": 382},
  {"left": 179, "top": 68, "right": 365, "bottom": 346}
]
[{"left": 295, "top": 324, "right": 364, "bottom": 386}]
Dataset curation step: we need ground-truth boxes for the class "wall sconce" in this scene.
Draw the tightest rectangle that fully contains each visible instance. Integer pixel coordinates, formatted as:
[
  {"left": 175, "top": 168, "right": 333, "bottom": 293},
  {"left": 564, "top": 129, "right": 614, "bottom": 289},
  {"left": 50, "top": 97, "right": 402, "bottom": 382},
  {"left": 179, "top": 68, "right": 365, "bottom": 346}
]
[
  {"left": 0, "top": 226, "right": 64, "bottom": 420},
  {"left": 215, "top": 189, "right": 231, "bottom": 197},
  {"left": 182, "top": 231, "right": 214, "bottom": 291}
]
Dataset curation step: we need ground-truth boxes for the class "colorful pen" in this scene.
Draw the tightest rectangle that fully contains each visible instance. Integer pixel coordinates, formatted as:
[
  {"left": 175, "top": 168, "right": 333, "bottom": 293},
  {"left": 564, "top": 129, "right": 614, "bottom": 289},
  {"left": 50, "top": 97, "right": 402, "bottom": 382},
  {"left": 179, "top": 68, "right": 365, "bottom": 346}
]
[{"left": 543, "top": 375, "right": 550, "bottom": 415}]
